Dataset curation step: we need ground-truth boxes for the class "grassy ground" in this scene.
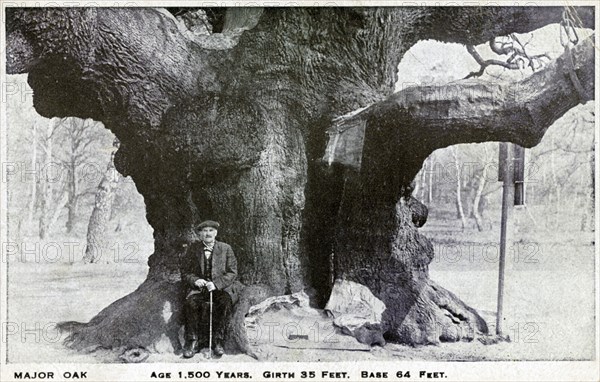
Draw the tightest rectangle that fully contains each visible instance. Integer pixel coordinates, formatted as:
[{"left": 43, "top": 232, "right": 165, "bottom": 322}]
[{"left": 6, "top": 213, "right": 595, "bottom": 363}]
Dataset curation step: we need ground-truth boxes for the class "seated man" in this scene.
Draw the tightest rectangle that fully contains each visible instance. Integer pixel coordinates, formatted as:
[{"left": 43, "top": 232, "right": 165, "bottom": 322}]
[{"left": 179, "top": 220, "right": 238, "bottom": 358}]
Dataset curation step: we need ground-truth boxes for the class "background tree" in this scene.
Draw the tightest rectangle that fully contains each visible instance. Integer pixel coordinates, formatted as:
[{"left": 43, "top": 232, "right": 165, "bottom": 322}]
[
  {"left": 83, "top": 138, "right": 121, "bottom": 263},
  {"left": 6, "top": 6, "right": 595, "bottom": 353},
  {"left": 38, "top": 118, "right": 62, "bottom": 239},
  {"left": 451, "top": 146, "right": 467, "bottom": 230},
  {"left": 58, "top": 118, "right": 108, "bottom": 233},
  {"left": 26, "top": 120, "right": 38, "bottom": 229},
  {"left": 5, "top": 75, "right": 145, "bottom": 261},
  {"left": 406, "top": 28, "right": 595, "bottom": 234}
]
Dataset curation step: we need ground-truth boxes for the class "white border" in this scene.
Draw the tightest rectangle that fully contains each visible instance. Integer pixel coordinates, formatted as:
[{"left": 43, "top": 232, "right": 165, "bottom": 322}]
[
  {"left": 1, "top": 0, "right": 10, "bottom": 372},
  {"left": 0, "top": 1, "right": 598, "bottom": 381}
]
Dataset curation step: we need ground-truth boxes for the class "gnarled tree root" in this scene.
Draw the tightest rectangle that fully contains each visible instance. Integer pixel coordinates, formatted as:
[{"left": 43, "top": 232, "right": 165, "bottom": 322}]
[
  {"left": 56, "top": 279, "right": 276, "bottom": 360},
  {"left": 56, "top": 279, "right": 183, "bottom": 355},
  {"left": 382, "top": 280, "right": 488, "bottom": 345},
  {"left": 224, "top": 284, "right": 275, "bottom": 359}
]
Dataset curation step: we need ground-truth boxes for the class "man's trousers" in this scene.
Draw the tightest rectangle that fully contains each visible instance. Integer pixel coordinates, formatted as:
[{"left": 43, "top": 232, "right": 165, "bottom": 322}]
[{"left": 183, "top": 290, "right": 232, "bottom": 343}]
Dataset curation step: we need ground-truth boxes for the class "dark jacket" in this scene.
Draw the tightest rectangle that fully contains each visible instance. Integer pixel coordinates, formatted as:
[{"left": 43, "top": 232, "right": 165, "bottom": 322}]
[{"left": 180, "top": 240, "right": 239, "bottom": 304}]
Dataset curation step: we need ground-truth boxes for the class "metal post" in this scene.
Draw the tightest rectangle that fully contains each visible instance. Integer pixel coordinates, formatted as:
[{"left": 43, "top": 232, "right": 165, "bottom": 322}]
[{"left": 497, "top": 143, "right": 514, "bottom": 335}]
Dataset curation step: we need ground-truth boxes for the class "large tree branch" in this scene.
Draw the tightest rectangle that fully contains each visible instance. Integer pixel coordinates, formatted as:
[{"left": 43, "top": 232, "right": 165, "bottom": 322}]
[
  {"left": 417, "top": 6, "right": 594, "bottom": 46},
  {"left": 6, "top": 7, "right": 220, "bottom": 127},
  {"left": 325, "top": 35, "right": 594, "bottom": 194},
  {"left": 7, "top": 7, "right": 592, "bottom": 128}
]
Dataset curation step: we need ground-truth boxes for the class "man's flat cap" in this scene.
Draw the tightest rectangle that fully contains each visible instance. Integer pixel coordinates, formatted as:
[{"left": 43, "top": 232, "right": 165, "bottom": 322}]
[{"left": 197, "top": 220, "right": 220, "bottom": 229}]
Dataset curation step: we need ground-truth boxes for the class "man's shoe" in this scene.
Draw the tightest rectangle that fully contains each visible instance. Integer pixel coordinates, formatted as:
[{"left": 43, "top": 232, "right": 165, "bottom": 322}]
[
  {"left": 183, "top": 339, "right": 198, "bottom": 358},
  {"left": 213, "top": 343, "right": 225, "bottom": 357}
]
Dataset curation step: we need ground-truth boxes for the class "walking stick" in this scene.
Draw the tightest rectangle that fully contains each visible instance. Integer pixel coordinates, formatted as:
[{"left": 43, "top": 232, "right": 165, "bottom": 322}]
[{"left": 208, "top": 290, "right": 213, "bottom": 359}]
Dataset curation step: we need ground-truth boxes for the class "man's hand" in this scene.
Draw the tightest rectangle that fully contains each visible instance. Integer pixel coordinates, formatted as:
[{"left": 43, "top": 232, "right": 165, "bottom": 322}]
[
  {"left": 205, "top": 282, "right": 216, "bottom": 292},
  {"left": 194, "top": 279, "right": 207, "bottom": 289}
]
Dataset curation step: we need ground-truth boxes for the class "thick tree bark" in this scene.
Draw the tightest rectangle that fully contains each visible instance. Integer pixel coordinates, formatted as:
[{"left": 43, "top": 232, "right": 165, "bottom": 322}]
[{"left": 6, "top": 6, "right": 595, "bottom": 353}]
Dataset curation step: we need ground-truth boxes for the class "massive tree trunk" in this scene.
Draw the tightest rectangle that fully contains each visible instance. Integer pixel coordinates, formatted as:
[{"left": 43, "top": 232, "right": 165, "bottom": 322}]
[{"left": 6, "top": 6, "right": 595, "bottom": 354}]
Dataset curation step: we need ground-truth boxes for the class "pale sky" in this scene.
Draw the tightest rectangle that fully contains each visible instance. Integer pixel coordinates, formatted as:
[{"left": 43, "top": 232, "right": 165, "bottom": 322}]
[{"left": 395, "top": 24, "right": 584, "bottom": 91}]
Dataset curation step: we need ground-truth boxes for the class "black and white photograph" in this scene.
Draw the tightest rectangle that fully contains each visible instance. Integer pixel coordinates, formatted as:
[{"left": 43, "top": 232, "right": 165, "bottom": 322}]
[{"left": 1, "top": 2, "right": 598, "bottom": 381}]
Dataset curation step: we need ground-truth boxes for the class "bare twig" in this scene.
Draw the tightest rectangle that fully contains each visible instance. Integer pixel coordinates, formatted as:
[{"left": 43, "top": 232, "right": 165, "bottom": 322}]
[
  {"left": 510, "top": 34, "right": 551, "bottom": 71},
  {"left": 464, "top": 45, "right": 519, "bottom": 79},
  {"left": 465, "top": 33, "right": 551, "bottom": 79}
]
